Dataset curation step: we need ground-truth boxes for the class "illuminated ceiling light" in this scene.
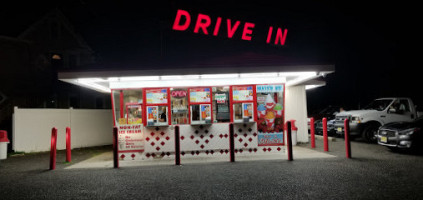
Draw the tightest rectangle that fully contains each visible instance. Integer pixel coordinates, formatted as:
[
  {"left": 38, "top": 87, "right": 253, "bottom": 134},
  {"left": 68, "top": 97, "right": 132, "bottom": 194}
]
[
  {"left": 120, "top": 76, "right": 160, "bottom": 81},
  {"left": 239, "top": 72, "right": 278, "bottom": 78},
  {"left": 286, "top": 72, "right": 318, "bottom": 86},
  {"left": 160, "top": 75, "right": 200, "bottom": 80},
  {"left": 77, "top": 80, "right": 111, "bottom": 93},
  {"left": 200, "top": 74, "right": 239, "bottom": 79},
  {"left": 107, "top": 77, "right": 119, "bottom": 81},
  {"left": 278, "top": 72, "right": 317, "bottom": 77},
  {"left": 305, "top": 85, "right": 320, "bottom": 90},
  {"left": 77, "top": 78, "right": 105, "bottom": 82}
]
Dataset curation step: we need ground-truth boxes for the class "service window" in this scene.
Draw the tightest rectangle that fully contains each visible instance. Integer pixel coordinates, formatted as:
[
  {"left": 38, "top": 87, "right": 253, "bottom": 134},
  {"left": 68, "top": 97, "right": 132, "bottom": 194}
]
[
  {"left": 189, "top": 87, "right": 212, "bottom": 124},
  {"left": 231, "top": 85, "right": 255, "bottom": 123},
  {"left": 145, "top": 88, "right": 170, "bottom": 126},
  {"left": 212, "top": 86, "right": 230, "bottom": 123},
  {"left": 111, "top": 89, "right": 143, "bottom": 125},
  {"left": 170, "top": 88, "right": 189, "bottom": 124},
  {"left": 146, "top": 105, "right": 168, "bottom": 126}
]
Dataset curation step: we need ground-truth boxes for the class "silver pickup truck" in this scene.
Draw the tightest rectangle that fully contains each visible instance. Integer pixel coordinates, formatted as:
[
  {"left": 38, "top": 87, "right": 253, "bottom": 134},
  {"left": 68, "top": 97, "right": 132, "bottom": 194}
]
[{"left": 334, "top": 98, "right": 421, "bottom": 142}]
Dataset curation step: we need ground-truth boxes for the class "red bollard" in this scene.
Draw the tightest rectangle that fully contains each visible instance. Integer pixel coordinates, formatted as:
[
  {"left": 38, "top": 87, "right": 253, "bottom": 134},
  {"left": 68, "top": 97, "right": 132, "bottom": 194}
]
[
  {"left": 113, "top": 127, "right": 119, "bottom": 168},
  {"left": 310, "top": 117, "right": 316, "bottom": 148},
  {"left": 174, "top": 126, "right": 181, "bottom": 165},
  {"left": 66, "top": 127, "right": 71, "bottom": 162},
  {"left": 229, "top": 123, "right": 235, "bottom": 162},
  {"left": 344, "top": 119, "right": 351, "bottom": 158},
  {"left": 287, "top": 121, "right": 293, "bottom": 161},
  {"left": 50, "top": 127, "right": 57, "bottom": 170},
  {"left": 323, "top": 117, "right": 329, "bottom": 152}
]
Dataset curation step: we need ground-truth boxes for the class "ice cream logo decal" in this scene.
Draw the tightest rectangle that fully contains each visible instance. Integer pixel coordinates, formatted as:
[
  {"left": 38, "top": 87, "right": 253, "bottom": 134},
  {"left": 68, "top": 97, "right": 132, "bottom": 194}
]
[
  {"left": 257, "top": 86, "right": 284, "bottom": 146},
  {"left": 172, "top": 9, "right": 288, "bottom": 46}
]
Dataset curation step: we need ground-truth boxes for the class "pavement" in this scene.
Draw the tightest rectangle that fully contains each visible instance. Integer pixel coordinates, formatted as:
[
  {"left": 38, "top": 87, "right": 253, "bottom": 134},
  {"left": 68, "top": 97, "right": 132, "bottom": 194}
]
[{"left": 1, "top": 138, "right": 422, "bottom": 199}]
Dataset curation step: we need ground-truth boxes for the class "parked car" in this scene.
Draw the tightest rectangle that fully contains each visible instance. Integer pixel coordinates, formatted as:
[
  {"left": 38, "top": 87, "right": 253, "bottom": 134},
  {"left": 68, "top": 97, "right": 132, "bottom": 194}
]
[
  {"left": 308, "top": 106, "right": 343, "bottom": 136},
  {"left": 315, "top": 119, "right": 337, "bottom": 136},
  {"left": 334, "top": 98, "right": 420, "bottom": 142},
  {"left": 377, "top": 116, "right": 423, "bottom": 150}
]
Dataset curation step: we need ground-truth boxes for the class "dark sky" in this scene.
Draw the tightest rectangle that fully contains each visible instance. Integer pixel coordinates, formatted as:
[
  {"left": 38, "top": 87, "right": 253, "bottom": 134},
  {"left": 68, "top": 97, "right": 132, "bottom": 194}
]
[{"left": 1, "top": 1, "right": 418, "bottom": 113}]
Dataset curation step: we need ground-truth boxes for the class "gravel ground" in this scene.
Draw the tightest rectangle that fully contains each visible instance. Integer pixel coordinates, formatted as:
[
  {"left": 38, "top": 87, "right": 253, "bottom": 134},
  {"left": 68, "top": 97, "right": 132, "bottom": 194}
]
[{"left": 0, "top": 139, "right": 422, "bottom": 200}]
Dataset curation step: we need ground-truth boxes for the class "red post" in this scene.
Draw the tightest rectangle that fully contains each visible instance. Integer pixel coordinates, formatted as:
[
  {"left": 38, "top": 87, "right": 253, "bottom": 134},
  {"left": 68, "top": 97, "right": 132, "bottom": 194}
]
[
  {"left": 323, "top": 117, "right": 329, "bottom": 152},
  {"left": 344, "top": 119, "right": 351, "bottom": 158},
  {"left": 113, "top": 127, "right": 119, "bottom": 168},
  {"left": 66, "top": 127, "right": 71, "bottom": 162},
  {"left": 229, "top": 123, "right": 235, "bottom": 162},
  {"left": 287, "top": 121, "right": 293, "bottom": 161},
  {"left": 50, "top": 127, "right": 57, "bottom": 170},
  {"left": 310, "top": 117, "right": 316, "bottom": 148},
  {"left": 174, "top": 126, "right": 181, "bottom": 165}
]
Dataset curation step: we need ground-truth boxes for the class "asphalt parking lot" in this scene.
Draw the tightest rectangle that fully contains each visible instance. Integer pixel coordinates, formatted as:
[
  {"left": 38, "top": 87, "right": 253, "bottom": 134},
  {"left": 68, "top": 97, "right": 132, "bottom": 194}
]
[{"left": 0, "top": 138, "right": 422, "bottom": 200}]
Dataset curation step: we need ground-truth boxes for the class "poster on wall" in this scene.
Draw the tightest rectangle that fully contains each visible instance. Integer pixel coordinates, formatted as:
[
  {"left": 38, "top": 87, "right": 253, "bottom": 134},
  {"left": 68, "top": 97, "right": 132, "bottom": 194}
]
[
  {"left": 147, "top": 106, "right": 158, "bottom": 123},
  {"left": 233, "top": 86, "right": 253, "bottom": 101},
  {"left": 118, "top": 124, "right": 144, "bottom": 152},
  {"left": 146, "top": 89, "right": 168, "bottom": 104},
  {"left": 215, "top": 93, "right": 226, "bottom": 103},
  {"left": 200, "top": 104, "right": 211, "bottom": 120},
  {"left": 256, "top": 84, "right": 284, "bottom": 146},
  {"left": 190, "top": 88, "right": 211, "bottom": 103}
]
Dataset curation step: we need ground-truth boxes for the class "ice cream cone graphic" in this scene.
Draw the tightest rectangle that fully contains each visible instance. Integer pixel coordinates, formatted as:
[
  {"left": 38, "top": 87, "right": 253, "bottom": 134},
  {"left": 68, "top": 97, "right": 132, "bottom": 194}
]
[
  {"left": 274, "top": 103, "right": 283, "bottom": 118},
  {"left": 265, "top": 94, "right": 275, "bottom": 110},
  {"left": 265, "top": 111, "right": 275, "bottom": 130},
  {"left": 257, "top": 104, "right": 266, "bottom": 118}
]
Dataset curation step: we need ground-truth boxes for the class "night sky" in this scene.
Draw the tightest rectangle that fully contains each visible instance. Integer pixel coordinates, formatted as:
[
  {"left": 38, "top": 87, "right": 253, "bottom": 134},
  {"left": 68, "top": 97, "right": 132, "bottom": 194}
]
[{"left": 1, "top": 1, "right": 418, "bottom": 114}]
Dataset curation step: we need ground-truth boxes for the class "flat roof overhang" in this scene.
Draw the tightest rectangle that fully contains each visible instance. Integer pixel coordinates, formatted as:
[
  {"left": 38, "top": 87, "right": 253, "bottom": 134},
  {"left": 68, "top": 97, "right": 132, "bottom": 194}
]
[{"left": 58, "top": 65, "right": 334, "bottom": 93}]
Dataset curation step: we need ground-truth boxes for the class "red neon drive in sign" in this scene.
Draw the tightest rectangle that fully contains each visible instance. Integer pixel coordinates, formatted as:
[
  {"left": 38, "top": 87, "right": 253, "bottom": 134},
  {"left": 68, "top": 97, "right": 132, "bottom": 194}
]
[{"left": 172, "top": 9, "right": 288, "bottom": 45}]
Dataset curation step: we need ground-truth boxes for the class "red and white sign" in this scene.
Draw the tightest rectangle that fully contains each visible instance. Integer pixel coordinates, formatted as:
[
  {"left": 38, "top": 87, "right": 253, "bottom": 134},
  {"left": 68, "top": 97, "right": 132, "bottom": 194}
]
[
  {"left": 171, "top": 90, "right": 187, "bottom": 98},
  {"left": 118, "top": 125, "right": 144, "bottom": 153}
]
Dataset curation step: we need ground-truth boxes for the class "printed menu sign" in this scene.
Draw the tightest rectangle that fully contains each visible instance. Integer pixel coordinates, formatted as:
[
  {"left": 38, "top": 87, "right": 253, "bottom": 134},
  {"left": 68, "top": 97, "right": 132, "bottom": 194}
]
[
  {"left": 190, "top": 88, "right": 211, "bottom": 103},
  {"left": 118, "top": 124, "right": 144, "bottom": 152},
  {"left": 146, "top": 89, "right": 168, "bottom": 104},
  {"left": 215, "top": 93, "right": 226, "bottom": 103},
  {"left": 233, "top": 86, "right": 253, "bottom": 101}
]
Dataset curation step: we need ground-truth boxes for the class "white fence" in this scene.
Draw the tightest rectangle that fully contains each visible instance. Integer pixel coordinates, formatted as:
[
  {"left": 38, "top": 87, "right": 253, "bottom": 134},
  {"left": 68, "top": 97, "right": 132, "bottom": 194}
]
[{"left": 13, "top": 107, "right": 113, "bottom": 152}]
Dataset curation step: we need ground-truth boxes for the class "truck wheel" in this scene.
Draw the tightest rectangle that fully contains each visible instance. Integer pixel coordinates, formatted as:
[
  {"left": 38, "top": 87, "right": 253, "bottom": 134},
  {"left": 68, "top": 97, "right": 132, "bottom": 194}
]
[{"left": 362, "top": 124, "right": 379, "bottom": 143}]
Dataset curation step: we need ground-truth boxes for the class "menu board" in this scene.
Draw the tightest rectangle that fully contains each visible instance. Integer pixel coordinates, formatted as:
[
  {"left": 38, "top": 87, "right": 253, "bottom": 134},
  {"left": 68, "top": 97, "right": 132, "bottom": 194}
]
[
  {"left": 233, "top": 86, "right": 253, "bottom": 101},
  {"left": 190, "top": 88, "right": 211, "bottom": 103},
  {"left": 117, "top": 124, "right": 144, "bottom": 152},
  {"left": 146, "top": 89, "right": 168, "bottom": 104}
]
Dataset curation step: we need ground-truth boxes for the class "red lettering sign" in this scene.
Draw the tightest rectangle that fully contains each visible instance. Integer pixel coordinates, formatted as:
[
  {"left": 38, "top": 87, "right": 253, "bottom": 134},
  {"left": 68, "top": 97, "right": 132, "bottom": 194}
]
[
  {"left": 172, "top": 9, "right": 287, "bottom": 45},
  {"left": 171, "top": 90, "right": 187, "bottom": 98}
]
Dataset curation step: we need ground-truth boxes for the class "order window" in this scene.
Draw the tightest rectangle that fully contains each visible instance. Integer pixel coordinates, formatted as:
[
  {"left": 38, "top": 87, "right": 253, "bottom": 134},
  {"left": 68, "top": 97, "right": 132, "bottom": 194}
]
[
  {"left": 189, "top": 87, "right": 212, "bottom": 125},
  {"left": 145, "top": 88, "right": 169, "bottom": 126},
  {"left": 170, "top": 88, "right": 189, "bottom": 124},
  {"left": 212, "top": 86, "right": 230, "bottom": 123},
  {"left": 231, "top": 85, "right": 255, "bottom": 123}
]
